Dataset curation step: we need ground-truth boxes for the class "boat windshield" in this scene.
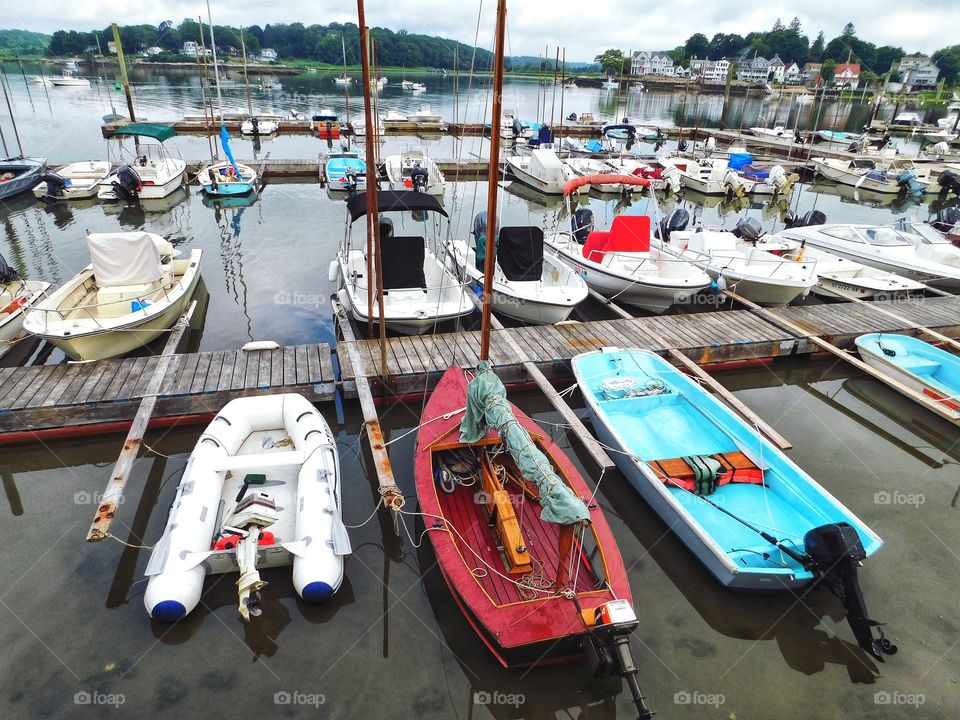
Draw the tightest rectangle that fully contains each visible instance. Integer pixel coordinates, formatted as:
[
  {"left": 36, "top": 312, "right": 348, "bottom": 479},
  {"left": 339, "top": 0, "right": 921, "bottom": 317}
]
[
  {"left": 863, "top": 228, "right": 911, "bottom": 247},
  {"left": 822, "top": 227, "right": 866, "bottom": 243},
  {"left": 902, "top": 223, "right": 951, "bottom": 245}
]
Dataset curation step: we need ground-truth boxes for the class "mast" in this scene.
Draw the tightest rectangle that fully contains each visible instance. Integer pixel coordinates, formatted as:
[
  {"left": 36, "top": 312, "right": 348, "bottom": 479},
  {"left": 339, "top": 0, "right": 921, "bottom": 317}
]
[
  {"left": 111, "top": 23, "right": 136, "bottom": 122},
  {"left": 479, "top": 0, "right": 507, "bottom": 361},
  {"left": 205, "top": 0, "right": 224, "bottom": 120},
  {"left": 357, "top": 0, "right": 387, "bottom": 370},
  {"left": 240, "top": 27, "right": 253, "bottom": 116},
  {"left": 194, "top": 17, "right": 215, "bottom": 161},
  {"left": 342, "top": 36, "right": 351, "bottom": 124}
]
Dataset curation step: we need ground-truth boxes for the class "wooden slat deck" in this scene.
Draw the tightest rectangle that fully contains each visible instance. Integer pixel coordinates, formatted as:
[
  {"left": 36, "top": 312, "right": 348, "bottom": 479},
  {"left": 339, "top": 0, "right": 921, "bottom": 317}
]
[{"left": 0, "top": 344, "right": 336, "bottom": 436}]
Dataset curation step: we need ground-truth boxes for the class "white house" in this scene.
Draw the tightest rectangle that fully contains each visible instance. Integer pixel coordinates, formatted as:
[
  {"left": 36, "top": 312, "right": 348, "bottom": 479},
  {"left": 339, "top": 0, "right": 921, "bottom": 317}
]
[
  {"left": 736, "top": 56, "right": 770, "bottom": 84},
  {"left": 690, "top": 58, "right": 730, "bottom": 83},
  {"left": 898, "top": 55, "right": 940, "bottom": 89},
  {"left": 181, "top": 41, "right": 211, "bottom": 57},
  {"left": 768, "top": 55, "right": 785, "bottom": 83},
  {"left": 144, "top": 46, "right": 163, "bottom": 57},
  {"left": 785, "top": 62, "right": 802, "bottom": 84},
  {"left": 259, "top": 48, "right": 278, "bottom": 63},
  {"left": 833, "top": 63, "right": 860, "bottom": 89},
  {"left": 630, "top": 51, "right": 675, "bottom": 77}
]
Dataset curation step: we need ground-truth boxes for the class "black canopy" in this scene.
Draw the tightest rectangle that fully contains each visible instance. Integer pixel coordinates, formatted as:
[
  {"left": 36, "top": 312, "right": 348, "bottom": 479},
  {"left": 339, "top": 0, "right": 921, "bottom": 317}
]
[
  {"left": 346, "top": 190, "right": 448, "bottom": 222},
  {"left": 497, "top": 227, "right": 544, "bottom": 282}
]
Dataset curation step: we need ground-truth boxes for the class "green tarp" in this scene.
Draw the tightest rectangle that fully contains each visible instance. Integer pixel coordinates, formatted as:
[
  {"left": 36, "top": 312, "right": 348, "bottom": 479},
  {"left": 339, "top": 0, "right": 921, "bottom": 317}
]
[
  {"left": 460, "top": 361, "right": 590, "bottom": 526},
  {"left": 108, "top": 123, "right": 177, "bottom": 142}
]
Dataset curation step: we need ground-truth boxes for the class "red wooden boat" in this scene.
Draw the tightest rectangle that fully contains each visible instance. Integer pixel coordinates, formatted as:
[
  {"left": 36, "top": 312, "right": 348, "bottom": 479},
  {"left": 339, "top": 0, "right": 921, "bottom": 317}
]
[{"left": 415, "top": 366, "right": 649, "bottom": 705}]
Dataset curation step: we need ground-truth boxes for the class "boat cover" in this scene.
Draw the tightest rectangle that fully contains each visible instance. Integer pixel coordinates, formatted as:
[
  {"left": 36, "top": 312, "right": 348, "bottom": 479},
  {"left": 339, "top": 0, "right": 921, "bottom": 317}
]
[
  {"left": 497, "top": 227, "right": 543, "bottom": 282},
  {"left": 460, "top": 361, "right": 590, "bottom": 525},
  {"left": 108, "top": 123, "right": 177, "bottom": 142},
  {"left": 380, "top": 235, "right": 425, "bottom": 289},
  {"left": 346, "top": 190, "right": 447, "bottom": 221},
  {"left": 86, "top": 232, "right": 162, "bottom": 287}
]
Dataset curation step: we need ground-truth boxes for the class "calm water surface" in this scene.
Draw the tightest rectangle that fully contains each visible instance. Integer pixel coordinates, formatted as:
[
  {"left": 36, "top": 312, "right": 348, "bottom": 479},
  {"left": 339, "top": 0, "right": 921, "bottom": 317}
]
[{"left": 0, "top": 64, "right": 956, "bottom": 719}]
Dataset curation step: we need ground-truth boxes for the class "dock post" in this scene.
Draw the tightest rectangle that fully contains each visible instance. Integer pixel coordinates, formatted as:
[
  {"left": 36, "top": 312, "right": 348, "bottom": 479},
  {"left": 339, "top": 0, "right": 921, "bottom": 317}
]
[{"left": 86, "top": 302, "right": 196, "bottom": 542}]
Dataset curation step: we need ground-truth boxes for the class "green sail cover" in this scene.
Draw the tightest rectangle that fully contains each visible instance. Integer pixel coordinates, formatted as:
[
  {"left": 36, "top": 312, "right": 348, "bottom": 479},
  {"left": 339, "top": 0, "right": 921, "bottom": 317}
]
[{"left": 460, "top": 362, "right": 590, "bottom": 525}]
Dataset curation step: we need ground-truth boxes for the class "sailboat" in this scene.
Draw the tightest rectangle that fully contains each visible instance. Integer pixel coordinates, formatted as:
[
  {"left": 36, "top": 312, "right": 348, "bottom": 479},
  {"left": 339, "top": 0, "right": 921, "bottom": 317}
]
[
  {"left": 413, "top": 3, "right": 653, "bottom": 717},
  {"left": 199, "top": 127, "right": 258, "bottom": 196}
]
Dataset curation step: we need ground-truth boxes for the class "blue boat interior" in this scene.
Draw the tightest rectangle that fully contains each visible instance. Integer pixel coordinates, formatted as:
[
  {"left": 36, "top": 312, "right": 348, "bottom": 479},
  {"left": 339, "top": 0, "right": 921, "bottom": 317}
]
[
  {"left": 327, "top": 157, "right": 366, "bottom": 181},
  {"left": 576, "top": 349, "right": 881, "bottom": 578},
  {"left": 858, "top": 333, "right": 960, "bottom": 397}
]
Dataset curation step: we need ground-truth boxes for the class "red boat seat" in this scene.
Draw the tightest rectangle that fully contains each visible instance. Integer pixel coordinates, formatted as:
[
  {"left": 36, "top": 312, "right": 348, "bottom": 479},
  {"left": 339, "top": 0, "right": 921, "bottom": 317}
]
[
  {"left": 582, "top": 230, "right": 611, "bottom": 262},
  {"left": 608, "top": 215, "right": 651, "bottom": 253}
]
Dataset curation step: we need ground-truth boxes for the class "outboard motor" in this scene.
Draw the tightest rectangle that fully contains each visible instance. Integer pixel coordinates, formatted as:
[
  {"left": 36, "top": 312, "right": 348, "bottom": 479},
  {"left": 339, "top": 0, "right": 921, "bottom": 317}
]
[
  {"left": 930, "top": 141, "right": 950, "bottom": 158},
  {"left": 803, "top": 523, "right": 897, "bottom": 661},
  {"left": 343, "top": 169, "right": 359, "bottom": 192},
  {"left": 784, "top": 209, "right": 827, "bottom": 229},
  {"left": 932, "top": 206, "right": 960, "bottom": 233},
  {"left": 531, "top": 124, "right": 553, "bottom": 148},
  {"left": 512, "top": 118, "right": 523, "bottom": 138},
  {"left": 471, "top": 211, "right": 488, "bottom": 270},
  {"left": 111, "top": 164, "right": 142, "bottom": 203},
  {"left": 677, "top": 139, "right": 688, "bottom": 152},
  {"left": 794, "top": 129, "right": 804, "bottom": 145},
  {"left": 38, "top": 172, "right": 68, "bottom": 200},
  {"left": 897, "top": 170, "right": 926, "bottom": 196},
  {"left": 567, "top": 112, "right": 578, "bottom": 122},
  {"left": 0, "top": 252, "right": 21, "bottom": 283},
  {"left": 731, "top": 216, "right": 763, "bottom": 242},
  {"left": 409, "top": 164, "right": 429, "bottom": 193},
  {"left": 251, "top": 116, "right": 260, "bottom": 137},
  {"left": 571, "top": 208, "right": 595, "bottom": 245},
  {"left": 937, "top": 168, "right": 960, "bottom": 195},
  {"left": 658, "top": 208, "right": 690, "bottom": 242}
]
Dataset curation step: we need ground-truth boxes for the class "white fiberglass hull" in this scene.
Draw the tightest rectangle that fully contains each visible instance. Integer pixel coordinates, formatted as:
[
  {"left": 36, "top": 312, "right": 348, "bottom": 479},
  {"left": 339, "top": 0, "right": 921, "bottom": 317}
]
[
  {"left": 98, "top": 160, "right": 187, "bottom": 201},
  {"left": 0, "top": 280, "right": 50, "bottom": 357}
]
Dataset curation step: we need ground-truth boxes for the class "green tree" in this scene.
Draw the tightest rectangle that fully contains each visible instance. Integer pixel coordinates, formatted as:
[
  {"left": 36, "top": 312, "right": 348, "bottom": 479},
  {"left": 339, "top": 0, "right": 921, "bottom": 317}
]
[
  {"left": 810, "top": 31, "right": 825, "bottom": 60},
  {"left": 684, "top": 33, "right": 710, "bottom": 59},
  {"left": 842, "top": 22, "right": 855, "bottom": 37},
  {"left": 822, "top": 58, "right": 837, "bottom": 83},
  {"left": 594, "top": 48, "right": 626, "bottom": 76},
  {"left": 932, "top": 46, "right": 960, "bottom": 85},
  {"left": 789, "top": 17, "right": 802, "bottom": 32}
]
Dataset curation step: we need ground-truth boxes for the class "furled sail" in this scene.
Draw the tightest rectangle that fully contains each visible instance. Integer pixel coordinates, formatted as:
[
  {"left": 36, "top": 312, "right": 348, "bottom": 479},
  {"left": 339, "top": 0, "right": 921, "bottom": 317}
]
[
  {"left": 220, "top": 125, "right": 242, "bottom": 178},
  {"left": 460, "top": 361, "right": 590, "bottom": 525}
]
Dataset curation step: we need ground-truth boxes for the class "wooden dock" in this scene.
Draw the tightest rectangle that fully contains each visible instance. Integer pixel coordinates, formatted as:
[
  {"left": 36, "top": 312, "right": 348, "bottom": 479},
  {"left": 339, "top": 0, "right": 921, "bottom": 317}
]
[{"left": 1, "top": 296, "right": 959, "bottom": 443}]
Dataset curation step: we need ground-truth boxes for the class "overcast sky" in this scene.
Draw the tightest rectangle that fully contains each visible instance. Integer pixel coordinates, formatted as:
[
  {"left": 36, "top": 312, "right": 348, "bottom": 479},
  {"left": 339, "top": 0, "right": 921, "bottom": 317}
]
[{"left": 1, "top": 0, "right": 957, "bottom": 60}]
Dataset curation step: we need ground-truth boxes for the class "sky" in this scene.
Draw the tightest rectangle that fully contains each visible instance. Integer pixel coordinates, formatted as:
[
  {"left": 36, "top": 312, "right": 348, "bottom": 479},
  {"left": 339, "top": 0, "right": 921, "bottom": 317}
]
[{"left": 1, "top": 0, "right": 958, "bottom": 60}]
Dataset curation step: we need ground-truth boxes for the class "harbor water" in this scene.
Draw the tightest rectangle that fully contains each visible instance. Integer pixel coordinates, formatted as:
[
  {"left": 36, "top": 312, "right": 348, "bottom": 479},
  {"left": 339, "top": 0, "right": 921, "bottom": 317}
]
[{"left": 0, "top": 64, "right": 957, "bottom": 718}]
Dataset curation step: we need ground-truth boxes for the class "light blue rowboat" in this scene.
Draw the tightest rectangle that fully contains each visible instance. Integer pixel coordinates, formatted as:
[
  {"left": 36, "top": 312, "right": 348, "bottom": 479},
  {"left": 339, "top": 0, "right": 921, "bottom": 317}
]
[
  {"left": 855, "top": 333, "right": 960, "bottom": 425},
  {"left": 572, "top": 347, "right": 882, "bottom": 592},
  {"left": 324, "top": 152, "right": 367, "bottom": 192}
]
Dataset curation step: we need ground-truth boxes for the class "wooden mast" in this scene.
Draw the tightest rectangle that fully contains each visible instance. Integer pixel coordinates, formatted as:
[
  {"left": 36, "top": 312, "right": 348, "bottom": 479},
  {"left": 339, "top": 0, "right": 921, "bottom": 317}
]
[
  {"left": 341, "top": 36, "right": 351, "bottom": 124},
  {"left": 357, "top": 0, "right": 387, "bottom": 371},
  {"left": 479, "top": 0, "right": 507, "bottom": 361}
]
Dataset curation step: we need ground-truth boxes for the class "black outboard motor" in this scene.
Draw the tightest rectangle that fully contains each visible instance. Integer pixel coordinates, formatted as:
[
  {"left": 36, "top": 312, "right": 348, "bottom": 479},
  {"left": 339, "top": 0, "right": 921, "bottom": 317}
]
[
  {"left": 567, "top": 112, "right": 578, "bottom": 122},
  {"left": 343, "top": 170, "right": 359, "bottom": 192},
  {"left": 38, "top": 172, "right": 68, "bottom": 200},
  {"left": 251, "top": 116, "right": 260, "bottom": 137},
  {"left": 794, "top": 129, "right": 804, "bottom": 145},
  {"left": 512, "top": 118, "right": 523, "bottom": 138},
  {"left": 111, "top": 164, "right": 142, "bottom": 203},
  {"left": 732, "top": 216, "right": 763, "bottom": 242},
  {"left": 803, "top": 523, "right": 897, "bottom": 661},
  {"left": 471, "top": 211, "right": 488, "bottom": 270},
  {"left": 677, "top": 139, "right": 688, "bottom": 152},
  {"left": 932, "top": 206, "right": 960, "bottom": 233},
  {"left": 571, "top": 208, "right": 594, "bottom": 244},
  {"left": 658, "top": 208, "right": 690, "bottom": 242},
  {"left": 409, "top": 164, "right": 429, "bottom": 193},
  {"left": 0, "top": 251, "right": 21, "bottom": 283},
  {"left": 784, "top": 209, "right": 827, "bottom": 229},
  {"left": 937, "top": 169, "right": 960, "bottom": 195}
]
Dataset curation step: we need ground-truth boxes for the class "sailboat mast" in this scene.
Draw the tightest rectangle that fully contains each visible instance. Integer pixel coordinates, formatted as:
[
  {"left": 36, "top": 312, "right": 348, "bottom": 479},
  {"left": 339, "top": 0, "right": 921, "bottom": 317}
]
[
  {"left": 205, "top": 0, "right": 224, "bottom": 119},
  {"left": 240, "top": 27, "right": 253, "bottom": 116},
  {"left": 357, "top": 0, "right": 387, "bottom": 366},
  {"left": 480, "top": 0, "right": 507, "bottom": 361},
  {"left": 342, "top": 36, "right": 351, "bottom": 124}
]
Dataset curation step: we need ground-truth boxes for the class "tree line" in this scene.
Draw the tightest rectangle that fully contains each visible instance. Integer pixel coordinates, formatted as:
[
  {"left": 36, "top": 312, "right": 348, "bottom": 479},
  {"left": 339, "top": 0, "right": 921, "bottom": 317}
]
[
  {"left": 598, "top": 18, "right": 960, "bottom": 86},
  {"left": 41, "top": 20, "right": 496, "bottom": 70}
]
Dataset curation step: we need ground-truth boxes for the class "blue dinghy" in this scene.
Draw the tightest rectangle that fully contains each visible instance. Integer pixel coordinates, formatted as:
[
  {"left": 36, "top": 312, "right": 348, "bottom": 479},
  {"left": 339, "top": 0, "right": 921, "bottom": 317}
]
[
  {"left": 324, "top": 151, "right": 367, "bottom": 192},
  {"left": 855, "top": 333, "right": 960, "bottom": 425},
  {"left": 574, "top": 347, "right": 897, "bottom": 658}
]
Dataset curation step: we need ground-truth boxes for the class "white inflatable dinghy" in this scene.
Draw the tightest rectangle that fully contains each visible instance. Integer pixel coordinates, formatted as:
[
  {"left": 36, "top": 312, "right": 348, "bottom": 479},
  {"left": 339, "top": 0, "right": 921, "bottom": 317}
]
[{"left": 144, "top": 393, "right": 349, "bottom": 622}]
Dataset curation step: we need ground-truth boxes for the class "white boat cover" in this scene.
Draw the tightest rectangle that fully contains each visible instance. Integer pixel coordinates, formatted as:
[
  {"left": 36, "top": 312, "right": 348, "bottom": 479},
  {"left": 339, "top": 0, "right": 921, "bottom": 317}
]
[{"left": 86, "top": 232, "right": 163, "bottom": 287}]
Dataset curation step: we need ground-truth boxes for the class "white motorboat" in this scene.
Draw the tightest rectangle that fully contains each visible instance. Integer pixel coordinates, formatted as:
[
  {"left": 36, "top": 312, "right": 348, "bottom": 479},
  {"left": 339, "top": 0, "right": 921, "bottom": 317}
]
[
  {"left": 334, "top": 74, "right": 351, "bottom": 84},
  {"left": 746, "top": 126, "right": 801, "bottom": 146},
  {"left": 404, "top": 104, "right": 443, "bottom": 126},
  {"left": 144, "top": 393, "right": 348, "bottom": 621},
  {"left": 49, "top": 75, "right": 89, "bottom": 87},
  {"left": 350, "top": 115, "right": 385, "bottom": 136},
  {"left": 0, "top": 255, "right": 49, "bottom": 359},
  {"left": 409, "top": 82, "right": 426, "bottom": 92},
  {"left": 383, "top": 148, "right": 445, "bottom": 196},
  {"left": 656, "top": 228, "right": 818, "bottom": 305},
  {"left": 768, "top": 236, "right": 926, "bottom": 299},
  {"left": 240, "top": 117, "right": 279, "bottom": 135},
  {"left": 603, "top": 156, "right": 682, "bottom": 193},
  {"left": 543, "top": 180, "right": 711, "bottom": 313},
  {"left": 659, "top": 156, "right": 772, "bottom": 196},
  {"left": 323, "top": 151, "right": 367, "bottom": 192},
  {"left": 32, "top": 161, "right": 111, "bottom": 200},
  {"left": 564, "top": 157, "right": 632, "bottom": 193},
  {"left": 444, "top": 215, "right": 587, "bottom": 324},
  {"left": 98, "top": 124, "right": 186, "bottom": 201},
  {"left": 332, "top": 191, "right": 473, "bottom": 334},
  {"left": 812, "top": 157, "right": 933, "bottom": 194},
  {"left": 779, "top": 222, "right": 960, "bottom": 291},
  {"left": 23, "top": 232, "right": 202, "bottom": 360},
  {"left": 400, "top": 80, "right": 415, "bottom": 90},
  {"left": 891, "top": 111, "right": 922, "bottom": 127},
  {"left": 506, "top": 148, "right": 583, "bottom": 195}
]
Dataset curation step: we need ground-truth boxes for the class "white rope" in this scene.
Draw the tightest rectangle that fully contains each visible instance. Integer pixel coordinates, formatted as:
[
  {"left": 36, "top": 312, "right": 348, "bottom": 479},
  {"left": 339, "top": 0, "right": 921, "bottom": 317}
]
[
  {"left": 103, "top": 533, "right": 156, "bottom": 550},
  {"left": 383, "top": 407, "right": 466, "bottom": 447}
]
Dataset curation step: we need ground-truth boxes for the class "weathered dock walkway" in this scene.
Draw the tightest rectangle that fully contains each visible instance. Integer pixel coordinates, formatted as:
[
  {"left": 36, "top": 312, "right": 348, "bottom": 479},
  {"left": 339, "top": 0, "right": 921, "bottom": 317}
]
[{"left": 2, "top": 296, "right": 959, "bottom": 443}]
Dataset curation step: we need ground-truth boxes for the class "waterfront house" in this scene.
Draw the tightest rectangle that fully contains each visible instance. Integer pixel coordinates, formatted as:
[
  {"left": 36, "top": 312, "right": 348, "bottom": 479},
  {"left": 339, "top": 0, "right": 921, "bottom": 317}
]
[
  {"left": 630, "top": 51, "right": 675, "bottom": 77},
  {"left": 785, "top": 62, "right": 802, "bottom": 84},
  {"left": 898, "top": 55, "right": 940, "bottom": 89},
  {"left": 737, "top": 55, "right": 771, "bottom": 84},
  {"left": 259, "top": 48, "right": 278, "bottom": 63},
  {"left": 803, "top": 62, "right": 822, "bottom": 86},
  {"left": 768, "top": 55, "right": 786, "bottom": 83},
  {"left": 691, "top": 58, "right": 730, "bottom": 83},
  {"left": 834, "top": 63, "right": 860, "bottom": 89}
]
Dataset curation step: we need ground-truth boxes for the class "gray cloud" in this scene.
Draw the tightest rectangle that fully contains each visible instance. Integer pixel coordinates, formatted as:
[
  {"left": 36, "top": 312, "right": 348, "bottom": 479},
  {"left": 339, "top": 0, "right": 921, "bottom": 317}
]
[{"left": 1, "top": 0, "right": 956, "bottom": 59}]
